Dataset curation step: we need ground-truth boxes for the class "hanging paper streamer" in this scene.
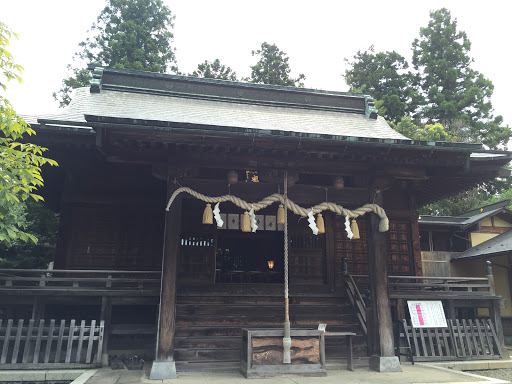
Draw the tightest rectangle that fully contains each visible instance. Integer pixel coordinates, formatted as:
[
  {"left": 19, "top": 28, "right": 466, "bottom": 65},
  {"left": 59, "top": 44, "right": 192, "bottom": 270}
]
[
  {"left": 345, "top": 216, "right": 353, "bottom": 239},
  {"left": 308, "top": 210, "right": 319, "bottom": 235},
  {"left": 213, "top": 202, "right": 223, "bottom": 228},
  {"left": 249, "top": 208, "right": 258, "bottom": 233}
]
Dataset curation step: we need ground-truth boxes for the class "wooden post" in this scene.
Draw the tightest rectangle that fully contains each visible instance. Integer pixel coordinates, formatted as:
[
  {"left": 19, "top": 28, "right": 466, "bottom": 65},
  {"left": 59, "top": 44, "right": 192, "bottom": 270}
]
[
  {"left": 325, "top": 213, "right": 337, "bottom": 291},
  {"left": 367, "top": 188, "right": 401, "bottom": 372},
  {"left": 447, "top": 300, "right": 456, "bottom": 320},
  {"left": 100, "top": 296, "right": 112, "bottom": 365},
  {"left": 407, "top": 186, "right": 423, "bottom": 276},
  {"left": 150, "top": 169, "right": 182, "bottom": 380},
  {"left": 486, "top": 261, "right": 496, "bottom": 295},
  {"left": 31, "top": 297, "right": 45, "bottom": 321},
  {"left": 486, "top": 261, "right": 510, "bottom": 358}
]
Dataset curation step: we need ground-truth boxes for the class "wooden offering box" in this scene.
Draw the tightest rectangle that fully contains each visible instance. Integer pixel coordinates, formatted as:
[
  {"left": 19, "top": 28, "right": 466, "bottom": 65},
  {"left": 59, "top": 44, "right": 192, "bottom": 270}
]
[{"left": 241, "top": 329, "right": 326, "bottom": 378}]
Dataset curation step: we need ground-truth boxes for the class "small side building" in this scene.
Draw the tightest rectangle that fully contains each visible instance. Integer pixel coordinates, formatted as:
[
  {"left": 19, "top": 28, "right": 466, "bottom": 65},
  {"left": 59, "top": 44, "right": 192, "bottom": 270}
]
[{"left": 419, "top": 200, "right": 512, "bottom": 339}]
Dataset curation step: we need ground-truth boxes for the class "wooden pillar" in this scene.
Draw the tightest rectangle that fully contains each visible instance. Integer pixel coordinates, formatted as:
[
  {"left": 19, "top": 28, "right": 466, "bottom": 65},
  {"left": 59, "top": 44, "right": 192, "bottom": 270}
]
[
  {"left": 486, "top": 261, "right": 510, "bottom": 358},
  {"left": 446, "top": 300, "right": 456, "bottom": 320},
  {"left": 489, "top": 300, "right": 510, "bottom": 358},
  {"left": 367, "top": 189, "right": 401, "bottom": 372},
  {"left": 31, "top": 297, "right": 45, "bottom": 321},
  {"left": 408, "top": 185, "right": 423, "bottom": 276},
  {"left": 100, "top": 296, "right": 112, "bottom": 365},
  {"left": 325, "top": 213, "right": 337, "bottom": 291},
  {"left": 150, "top": 170, "right": 182, "bottom": 380},
  {"left": 54, "top": 204, "right": 71, "bottom": 269}
]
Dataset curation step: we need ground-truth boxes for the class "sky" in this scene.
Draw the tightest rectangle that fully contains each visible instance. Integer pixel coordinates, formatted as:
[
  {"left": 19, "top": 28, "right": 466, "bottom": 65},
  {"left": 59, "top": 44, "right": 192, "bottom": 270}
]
[{"left": 2, "top": 0, "right": 512, "bottom": 126}]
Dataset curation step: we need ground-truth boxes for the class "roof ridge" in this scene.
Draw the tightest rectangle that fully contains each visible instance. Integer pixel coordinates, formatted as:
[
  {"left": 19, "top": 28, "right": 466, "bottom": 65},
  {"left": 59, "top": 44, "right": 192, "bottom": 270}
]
[
  {"left": 88, "top": 66, "right": 380, "bottom": 118},
  {"left": 456, "top": 200, "right": 510, "bottom": 217}
]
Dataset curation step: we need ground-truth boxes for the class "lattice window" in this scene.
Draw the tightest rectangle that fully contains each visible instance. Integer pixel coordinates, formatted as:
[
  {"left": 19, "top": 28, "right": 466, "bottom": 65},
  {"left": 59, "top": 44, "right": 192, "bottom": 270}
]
[{"left": 386, "top": 221, "right": 414, "bottom": 275}]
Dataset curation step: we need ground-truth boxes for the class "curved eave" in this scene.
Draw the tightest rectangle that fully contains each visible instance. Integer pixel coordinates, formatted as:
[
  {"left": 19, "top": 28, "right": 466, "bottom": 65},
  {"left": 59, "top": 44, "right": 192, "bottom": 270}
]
[{"left": 57, "top": 114, "right": 490, "bottom": 153}]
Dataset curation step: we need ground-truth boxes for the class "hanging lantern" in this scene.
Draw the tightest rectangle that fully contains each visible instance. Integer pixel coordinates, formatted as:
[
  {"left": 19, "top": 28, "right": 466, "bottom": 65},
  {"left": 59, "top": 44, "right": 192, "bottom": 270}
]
[
  {"left": 242, "top": 211, "right": 251, "bottom": 232},
  {"left": 267, "top": 260, "right": 275, "bottom": 269},
  {"left": 317, "top": 213, "right": 325, "bottom": 234},
  {"left": 202, "top": 203, "right": 213, "bottom": 225},
  {"left": 333, "top": 176, "right": 344, "bottom": 190},
  {"left": 277, "top": 204, "right": 285, "bottom": 225},
  {"left": 227, "top": 170, "right": 238, "bottom": 185},
  {"left": 350, "top": 219, "right": 360, "bottom": 240}
]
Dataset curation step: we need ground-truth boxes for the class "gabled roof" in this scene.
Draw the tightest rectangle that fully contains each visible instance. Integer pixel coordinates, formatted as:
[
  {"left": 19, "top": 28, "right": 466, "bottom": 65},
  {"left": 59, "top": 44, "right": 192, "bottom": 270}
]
[
  {"left": 30, "top": 66, "right": 494, "bottom": 152},
  {"left": 34, "top": 87, "right": 406, "bottom": 141},
  {"left": 452, "top": 229, "right": 512, "bottom": 260},
  {"left": 419, "top": 200, "right": 511, "bottom": 230}
]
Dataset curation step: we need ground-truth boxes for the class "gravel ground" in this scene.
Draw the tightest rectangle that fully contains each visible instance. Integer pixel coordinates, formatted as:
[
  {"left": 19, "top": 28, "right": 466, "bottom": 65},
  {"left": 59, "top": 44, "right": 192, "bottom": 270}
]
[{"left": 464, "top": 369, "right": 512, "bottom": 382}]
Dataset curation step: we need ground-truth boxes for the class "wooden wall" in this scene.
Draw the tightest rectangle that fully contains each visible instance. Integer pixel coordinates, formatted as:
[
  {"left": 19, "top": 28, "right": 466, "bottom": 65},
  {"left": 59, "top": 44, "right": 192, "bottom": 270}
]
[{"left": 58, "top": 162, "right": 166, "bottom": 270}]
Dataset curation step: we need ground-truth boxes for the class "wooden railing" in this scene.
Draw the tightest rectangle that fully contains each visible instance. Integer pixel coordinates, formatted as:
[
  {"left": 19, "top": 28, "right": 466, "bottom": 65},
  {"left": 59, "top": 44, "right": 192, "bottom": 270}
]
[
  {"left": 388, "top": 275, "right": 494, "bottom": 297},
  {"left": 345, "top": 274, "right": 495, "bottom": 299},
  {"left": 344, "top": 274, "right": 367, "bottom": 336},
  {"left": 0, "top": 269, "right": 161, "bottom": 296}
]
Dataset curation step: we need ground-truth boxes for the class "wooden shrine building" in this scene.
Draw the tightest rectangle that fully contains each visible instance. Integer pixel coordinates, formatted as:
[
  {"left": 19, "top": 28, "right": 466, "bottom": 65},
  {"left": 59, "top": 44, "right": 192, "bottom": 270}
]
[{"left": 1, "top": 67, "right": 511, "bottom": 376}]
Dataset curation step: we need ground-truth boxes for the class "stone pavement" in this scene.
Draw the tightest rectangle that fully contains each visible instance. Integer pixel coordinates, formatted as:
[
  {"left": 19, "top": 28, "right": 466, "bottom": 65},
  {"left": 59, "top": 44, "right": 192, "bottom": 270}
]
[{"left": 79, "top": 363, "right": 511, "bottom": 384}]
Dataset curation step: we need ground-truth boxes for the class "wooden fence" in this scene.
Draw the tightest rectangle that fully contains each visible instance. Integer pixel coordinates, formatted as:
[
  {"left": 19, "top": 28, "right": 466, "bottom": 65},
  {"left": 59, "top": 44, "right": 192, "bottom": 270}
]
[
  {"left": 399, "top": 318, "right": 502, "bottom": 362},
  {"left": 0, "top": 319, "right": 104, "bottom": 369}
]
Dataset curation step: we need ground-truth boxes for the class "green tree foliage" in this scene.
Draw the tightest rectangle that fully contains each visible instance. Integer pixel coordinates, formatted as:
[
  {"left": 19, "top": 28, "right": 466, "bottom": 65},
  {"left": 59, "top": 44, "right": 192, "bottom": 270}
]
[
  {"left": 413, "top": 8, "right": 509, "bottom": 148},
  {"left": 344, "top": 47, "right": 415, "bottom": 124},
  {"left": 420, "top": 188, "right": 487, "bottom": 216},
  {"left": 390, "top": 117, "right": 453, "bottom": 142},
  {"left": 189, "top": 59, "right": 238, "bottom": 81},
  {"left": 250, "top": 42, "right": 305, "bottom": 87},
  {"left": 344, "top": 8, "right": 510, "bottom": 149},
  {"left": 53, "top": 67, "right": 92, "bottom": 108},
  {"left": 54, "top": 0, "right": 176, "bottom": 107},
  {"left": 0, "top": 22, "right": 58, "bottom": 247},
  {"left": 0, "top": 200, "right": 59, "bottom": 269}
]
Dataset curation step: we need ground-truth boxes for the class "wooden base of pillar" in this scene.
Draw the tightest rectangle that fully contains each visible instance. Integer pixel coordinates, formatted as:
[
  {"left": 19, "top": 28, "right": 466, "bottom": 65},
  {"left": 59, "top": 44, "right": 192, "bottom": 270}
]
[
  {"left": 149, "top": 360, "right": 177, "bottom": 380},
  {"left": 369, "top": 355, "right": 402, "bottom": 372}
]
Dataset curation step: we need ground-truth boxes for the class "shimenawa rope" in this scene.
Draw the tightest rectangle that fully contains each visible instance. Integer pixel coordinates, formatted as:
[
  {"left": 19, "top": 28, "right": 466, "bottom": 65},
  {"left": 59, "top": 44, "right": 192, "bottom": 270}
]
[{"left": 165, "top": 187, "right": 389, "bottom": 232}]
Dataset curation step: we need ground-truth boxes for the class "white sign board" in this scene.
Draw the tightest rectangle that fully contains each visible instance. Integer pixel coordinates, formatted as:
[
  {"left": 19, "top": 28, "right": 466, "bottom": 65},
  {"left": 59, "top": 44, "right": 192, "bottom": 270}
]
[{"left": 407, "top": 301, "right": 447, "bottom": 328}]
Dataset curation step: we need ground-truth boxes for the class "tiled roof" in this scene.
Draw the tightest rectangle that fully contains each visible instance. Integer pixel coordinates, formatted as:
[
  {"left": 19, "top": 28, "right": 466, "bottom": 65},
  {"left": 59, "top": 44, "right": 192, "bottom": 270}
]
[
  {"left": 452, "top": 229, "right": 512, "bottom": 260},
  {"left": 419, "top": 200, "right": 511, "bottom": 229},
  {"left": 34, "top": 87, "right": 407, "bottom": 141}
]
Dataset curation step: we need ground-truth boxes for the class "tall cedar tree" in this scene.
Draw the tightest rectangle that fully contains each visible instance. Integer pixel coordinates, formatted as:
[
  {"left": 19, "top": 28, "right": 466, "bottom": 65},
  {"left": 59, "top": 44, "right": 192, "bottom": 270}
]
[
  {"left": 414, "top": 9, "right": 511, "bottom": 216},
  {"left": 344, "top": 47, "right": 416, "bottom": 124},
  {"left": 54, "top": 0, "right": 176, "bottom": 107},
  {"left": 250, "top": 42, "right": 305, "bottom": 87},
  {"left": 189, "top": 59, "right": 238, "bottom": 81},
  {"left": 412, "top": 8, "right": 510, "bottom": 149}
]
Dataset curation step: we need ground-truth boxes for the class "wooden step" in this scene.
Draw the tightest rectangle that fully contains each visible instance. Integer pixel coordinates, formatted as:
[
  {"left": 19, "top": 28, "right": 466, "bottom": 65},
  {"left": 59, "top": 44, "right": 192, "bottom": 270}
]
[
  {"left": 174, "top": 336, "right": 240, "bottom": 349},
  {"left": 174, "top": 348, "right": 240, "bottom": 362},
  {"left": 177, "top": 295, "right": 347, "bottom": 306},
  {"left": 176, "top": 303, "right": 351, "bottom": 316},
  {"left": 175, "top": 360, "right": 240, "bottom": 372},
  {"left": 174, "top": 323, "right": 362, "bottom": 337}
]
